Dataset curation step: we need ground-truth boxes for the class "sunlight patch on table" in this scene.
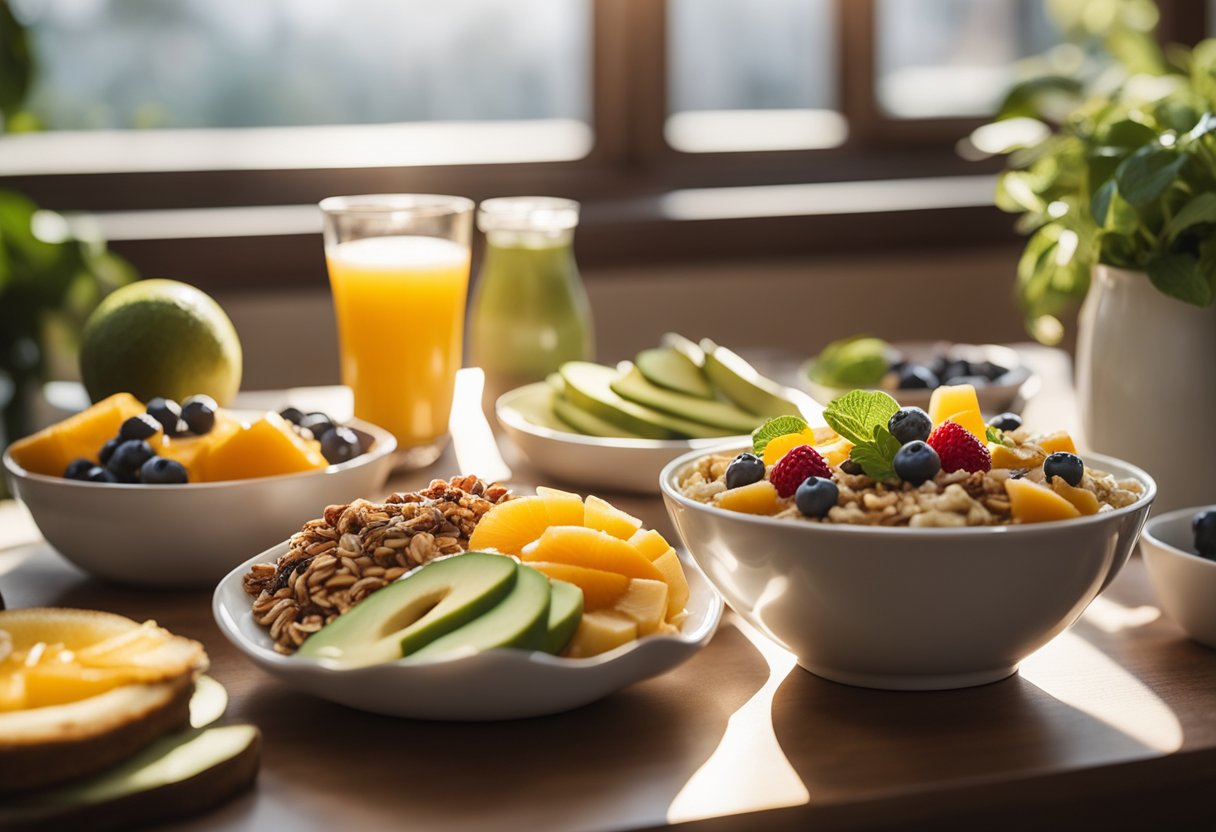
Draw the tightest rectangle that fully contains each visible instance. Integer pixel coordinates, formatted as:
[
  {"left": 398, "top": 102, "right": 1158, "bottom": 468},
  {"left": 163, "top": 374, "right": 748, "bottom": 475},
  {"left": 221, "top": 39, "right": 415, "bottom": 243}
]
[
  {"left": 667, "top": 614, "right": 809, "bottom": 823},
  {"left": 1081, "top": 595, "right": 1160, "bottom": 634}
]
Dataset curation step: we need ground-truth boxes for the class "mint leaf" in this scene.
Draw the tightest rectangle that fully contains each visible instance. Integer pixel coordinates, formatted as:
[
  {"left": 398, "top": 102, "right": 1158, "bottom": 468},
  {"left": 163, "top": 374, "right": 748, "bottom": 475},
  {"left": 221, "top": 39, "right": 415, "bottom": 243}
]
[
  {"left": 751, "top": 415, "right": 809, "bottom": 457},
  {"left": 985, "top": 425, "right": 1015, "bottom": 447},
  {"left": 822, "top": 390, "right": 900, "bottom": 447},
  {"left": 849, "top": 426, "right": 901, "bottom": 481}
]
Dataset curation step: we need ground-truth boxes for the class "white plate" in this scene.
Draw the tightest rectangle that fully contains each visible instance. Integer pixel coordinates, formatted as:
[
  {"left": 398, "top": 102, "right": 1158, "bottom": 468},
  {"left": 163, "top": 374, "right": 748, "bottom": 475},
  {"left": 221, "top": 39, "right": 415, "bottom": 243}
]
[
  {"left": 800, "top": 342, "right": 1038, "bottom": 414},
  {"left": 496, "top": 382, "right": 821, "bottom": 495},
  {"left": 213, "top": 542, "right": 724, "bottom": 720}
]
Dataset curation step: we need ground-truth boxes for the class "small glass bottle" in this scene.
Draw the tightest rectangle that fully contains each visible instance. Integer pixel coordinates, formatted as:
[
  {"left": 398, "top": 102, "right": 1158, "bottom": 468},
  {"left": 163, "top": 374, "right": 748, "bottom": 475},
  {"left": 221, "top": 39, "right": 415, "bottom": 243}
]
[{"left": 470, "top": 197, "right": 594, "bottom": 406}]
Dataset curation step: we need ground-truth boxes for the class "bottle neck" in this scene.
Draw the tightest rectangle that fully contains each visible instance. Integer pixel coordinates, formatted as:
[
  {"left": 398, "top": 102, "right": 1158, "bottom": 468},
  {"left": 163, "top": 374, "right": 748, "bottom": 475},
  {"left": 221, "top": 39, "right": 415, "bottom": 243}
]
[{"left": 483, "top": 227, "right": 575, "bottom": 250}]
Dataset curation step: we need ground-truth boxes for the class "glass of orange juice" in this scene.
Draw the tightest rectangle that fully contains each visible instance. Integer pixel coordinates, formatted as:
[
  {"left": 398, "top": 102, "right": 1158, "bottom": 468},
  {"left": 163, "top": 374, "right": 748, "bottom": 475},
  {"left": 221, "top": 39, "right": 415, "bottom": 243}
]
[{"left": 319, "top": 194, "right": 474, "bottom": 469}]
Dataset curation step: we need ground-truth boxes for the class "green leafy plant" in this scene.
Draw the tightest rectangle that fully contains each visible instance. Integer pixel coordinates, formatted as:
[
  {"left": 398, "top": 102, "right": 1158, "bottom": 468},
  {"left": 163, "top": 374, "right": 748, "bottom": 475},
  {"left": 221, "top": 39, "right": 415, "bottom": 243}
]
[
  {"left": 973, "top": 0, "right": 1216, "bottom": 342},
  {"left": 821, "top": 390, "right": 902, "bottom": 482}
]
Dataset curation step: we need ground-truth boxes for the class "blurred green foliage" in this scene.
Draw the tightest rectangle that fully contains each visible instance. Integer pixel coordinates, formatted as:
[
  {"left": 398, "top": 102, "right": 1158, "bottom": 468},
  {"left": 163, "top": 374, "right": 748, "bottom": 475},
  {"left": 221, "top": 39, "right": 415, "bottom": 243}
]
[
  {"left": 0, "top": 0, "right": 135, "bottom": 445},
  {"left": 975, "top": 0, "right": 1216, "bottom": 343}
]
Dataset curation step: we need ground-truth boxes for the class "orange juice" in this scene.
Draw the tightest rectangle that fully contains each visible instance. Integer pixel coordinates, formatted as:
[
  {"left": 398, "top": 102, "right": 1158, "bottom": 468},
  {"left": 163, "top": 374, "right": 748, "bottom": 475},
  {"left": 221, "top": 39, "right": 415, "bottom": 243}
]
[{"left": 325, "top": 235, "right": 470, "bottom": 447}]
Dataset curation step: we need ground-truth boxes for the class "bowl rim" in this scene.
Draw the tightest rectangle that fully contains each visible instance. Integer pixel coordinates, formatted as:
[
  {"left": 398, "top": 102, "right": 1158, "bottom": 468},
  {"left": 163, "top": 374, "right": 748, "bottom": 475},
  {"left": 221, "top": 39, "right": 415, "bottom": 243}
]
[
  {"left": 3, "top": 411, "right": 397, "bottom": 491},
  {"left": 800, "top": 340, "right": 1033, "bottom": 396},
  {"left": 1142, "top": 504, "right": 1216, "bottom": 568},
  {"left": 659, "top": 445, "right": 1156, "bottom": 537},
  {"left": 213, "top": 541, "right": 723, "bottom": 673},
  {"left": 495, "top": 381, "right": 750, "bottom": 451}
]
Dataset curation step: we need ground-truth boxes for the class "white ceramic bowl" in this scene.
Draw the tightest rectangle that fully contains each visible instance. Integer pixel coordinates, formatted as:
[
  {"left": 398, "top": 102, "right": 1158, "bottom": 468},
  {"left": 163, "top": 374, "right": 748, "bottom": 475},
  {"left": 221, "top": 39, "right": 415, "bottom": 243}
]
[
  {"left": 213, "top": 542, "right": 723, "bottom": 720},
  {"left": 1141, "top": 505, "right": 1216, "bottom": 649},
  {"left": 660, "top": 448, "right": 1155, "bottom": 691},
  {"left": 801, "top": 342, "right": 1037, "bottom": 413},
  {"left": 496, "top": 382, "right": 820, "bottom": 494},
  {"left": 3, "top": 415, "right": 396, "bottom": 588}
]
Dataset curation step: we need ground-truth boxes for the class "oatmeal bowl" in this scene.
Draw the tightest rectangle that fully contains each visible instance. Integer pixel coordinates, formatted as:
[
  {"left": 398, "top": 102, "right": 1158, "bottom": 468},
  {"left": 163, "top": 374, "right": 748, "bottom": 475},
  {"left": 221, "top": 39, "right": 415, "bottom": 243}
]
[{"left": 659, "top": 386, "right": 1155, "bottom": 691}]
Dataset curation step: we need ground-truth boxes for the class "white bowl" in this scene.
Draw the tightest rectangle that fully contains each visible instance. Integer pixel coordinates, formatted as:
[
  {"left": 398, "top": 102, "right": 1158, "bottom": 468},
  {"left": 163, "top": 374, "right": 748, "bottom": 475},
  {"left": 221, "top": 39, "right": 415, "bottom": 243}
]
[
  {"left": 801, "top": 342, "right": 1037, "bottom": 413},
  {"left": 3, "top": 414, "right": 396, "bottom": 588},
  {"left": 496, "top": 382, "right": 819, "bottom": 495},
  {"left": 660, "top": 448, "right": 1155, "bottom": 691},
  {"left": 1141, "top": 505, "right": 1216, "bottom": 649},
  {"left": 212, "top": 542, "right": 723, "bottom": 720}
]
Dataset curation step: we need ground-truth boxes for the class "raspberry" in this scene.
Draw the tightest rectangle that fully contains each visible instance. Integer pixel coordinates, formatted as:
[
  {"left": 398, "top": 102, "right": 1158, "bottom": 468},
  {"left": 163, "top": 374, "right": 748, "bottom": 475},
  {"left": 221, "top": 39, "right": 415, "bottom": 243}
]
[
  {"left": 926, "top": 421, "right": 992, "bottom": 474},
  {"left": 769, "top": 445, "right": 831, "bottom": 498}
]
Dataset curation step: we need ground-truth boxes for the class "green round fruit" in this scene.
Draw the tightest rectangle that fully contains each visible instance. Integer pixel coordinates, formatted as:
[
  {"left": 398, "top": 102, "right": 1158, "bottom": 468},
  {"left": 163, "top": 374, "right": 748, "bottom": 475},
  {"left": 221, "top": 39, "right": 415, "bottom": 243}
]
[{"left": 80, "top": 279, "right": 243, "bottom": 406}]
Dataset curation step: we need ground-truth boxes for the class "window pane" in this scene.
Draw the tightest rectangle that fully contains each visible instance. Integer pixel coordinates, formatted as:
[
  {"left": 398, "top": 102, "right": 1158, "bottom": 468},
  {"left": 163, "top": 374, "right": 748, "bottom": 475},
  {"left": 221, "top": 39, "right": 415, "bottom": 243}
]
[
  {"left": 14, "top": 0, "right": 590, "bottom": 129},
  {"left": 666, "top": 0, "right": 844, "bottom": 153},
  {"left": 876, "top": 0, "right": 1059, "bottom": 119}
]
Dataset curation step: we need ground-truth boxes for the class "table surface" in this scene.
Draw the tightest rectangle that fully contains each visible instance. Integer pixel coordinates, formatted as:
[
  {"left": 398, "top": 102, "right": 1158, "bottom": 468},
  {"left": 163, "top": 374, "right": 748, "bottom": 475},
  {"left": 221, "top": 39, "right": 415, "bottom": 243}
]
[{"left": 2, "top": 347, "right": 1215, "bottom": 832}]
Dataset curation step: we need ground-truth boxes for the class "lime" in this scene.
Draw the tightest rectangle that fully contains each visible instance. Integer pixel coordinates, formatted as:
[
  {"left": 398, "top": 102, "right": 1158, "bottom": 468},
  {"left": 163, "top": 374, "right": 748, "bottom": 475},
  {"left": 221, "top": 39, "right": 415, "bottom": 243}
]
[{"left": 80, "top": 279, "right": 243, "bottom": 405}]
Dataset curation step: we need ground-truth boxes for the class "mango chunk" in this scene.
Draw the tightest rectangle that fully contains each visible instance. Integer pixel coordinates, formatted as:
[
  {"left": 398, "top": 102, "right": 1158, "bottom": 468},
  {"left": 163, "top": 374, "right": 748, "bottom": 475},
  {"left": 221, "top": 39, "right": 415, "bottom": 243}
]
[
  {"left": 523, "top": 561, "right": 630, "bottom": 610},
  {"left": 651, "top": 548, "right": 691, "bottom": 620},
  {"left": 1051, "top": 478, "right": 1100, "bottom": 516},
  {"left": 8, "top": 393, "right": 143, "bottom": 476},
  {"left": 928, "top": 384, "right": 985, "bottom": 441},
  {"left": 583, "top": 495, "right": 643, "bottom": 540},
  {"left": 199, "top": 412, "right": 325, "bottom": 482},
  {"left": 612, "top": 578, "right": 669, "bottom": 635},
  {"left": 520, "top": 526, "right": 666, "bottom": 582},
  {"left": 717, "top": 480, "right": 783, "bottom": 515},
  {"left": 563, "top": 610, "right": 638, "bottom": 658},
  {"left": 468, "top": 492, "right": 585, "bottom": 555},
  {"left": 1036, "top": 431, "right": 1078, "bottom": 455},
  {"left": 815, "top": 435, "right": 854, "bottom": 468},
  {"left": 1006, "top": 478, "right": 1081, "bottom": 523},
  {"left": 627, "top": 528, "right": 672, "bottom": 561},
  {"left": 762, "top": 431, "right": 816, "bottom": 466},
  {"left": 989, "top": 443, "right": 1046, "bottom": 470}
]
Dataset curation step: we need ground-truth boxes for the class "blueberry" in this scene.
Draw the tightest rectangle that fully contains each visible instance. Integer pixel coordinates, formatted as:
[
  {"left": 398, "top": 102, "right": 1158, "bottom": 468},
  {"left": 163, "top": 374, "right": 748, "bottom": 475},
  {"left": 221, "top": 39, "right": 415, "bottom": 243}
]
[
  {"left": 795, "top": 477, "right": 838, "bottom": 518},
  {"left": 940, "top": 359, "right": 973, "bottom": 382},
  {"left": 320, "top": 426, "right": 361, "bottom": 465},
  {"left": 897, "top": 364, "right": 940, "bottom": 390},
  {"left": 1192, "top": 509, "right": 1216, "bottom": 559},
  {"left": 978, "top": 361, "right": 1009, "bottom": 381},
  {"left": 84, "top": 466, "right": 117, "bottom": 483},
  {"left": 725, "top": 453, "right": 767, "bottom": 490},
  {"left": 279, "top": 406, "right": 306, "bottom": 426},
  {"left": 988, "top": 412, "right": 1022, "bottom": 432},
  {"left": 839, "top": 458, "right": 864, "bottom": 476},
  {"left": 888, "top": 407, "right": 932, "bottom": 445},
  {"left": 948, "top": 375, "right": 990, "bottom": 388},
  {"left": 119, "top": 413, "right": 162, "bottom": 442},
  {"left": 64, "top": 458, "right": 95, "bottom": 480},
  {"left": 139, "top": 456, "right": 189, "bottom": 485},
  {"left": 98, "top": 437, "right": 121, "bottom": 466},
  {"left": 1043, "top": 452, "right": 1084, "bottom": 487},
  {"left": 181, "top": 395, "right": 217, "bottom": 435},
  {"left": 299, "top": 412, "right": 335, "bottom": 439},
  {"left": 107, "top": 440, "right": 156, "bottom": 478},
  {"left": 145, "top": 398, "right": 182, "bottom": 434},
  {"left": 893, "top": 441, "right": 941, "bottom": 485}
]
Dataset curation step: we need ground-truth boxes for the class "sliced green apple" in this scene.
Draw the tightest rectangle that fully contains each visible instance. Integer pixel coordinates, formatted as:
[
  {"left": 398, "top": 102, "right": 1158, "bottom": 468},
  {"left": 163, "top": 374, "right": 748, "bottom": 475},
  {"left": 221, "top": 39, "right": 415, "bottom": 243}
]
[
  {"left": 552, "top": 392, "right": 645, "bottom": 439},
  {"left": 559, "top": 362, "right": 731, "bottom": 439},
  {"left": 700, "top": 339, "right": 799, "bottom": 418},
  {"left": 611, "top": 364, "right": 757, "bottom": 433},
  {"left": 635, "top": 346, "right": 713, "bottom": 399}
]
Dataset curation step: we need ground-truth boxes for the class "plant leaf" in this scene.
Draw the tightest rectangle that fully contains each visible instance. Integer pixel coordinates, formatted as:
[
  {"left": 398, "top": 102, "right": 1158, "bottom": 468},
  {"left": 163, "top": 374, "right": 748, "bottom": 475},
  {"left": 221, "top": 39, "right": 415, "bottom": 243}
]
[
  {"left": 751, "top": 415, "right": 809, "bottom": 457},
  {"left": 1165, "top": 192, "right": 1216, "bottom": 242},
  {"left": 848, "top": 426, "right": 901, "bottom": 482},
  {"left": 1091, "top": 179, "right": 1116, "bottom": 226},
  {"left": 1147, "top": 253, "right": 1214, "bottom": 307},
  {"left": 822, "top": 390, "right": 899, "bottom": 448},
  {"left": 1116, "top": 146, "right": 1188, "bottom": 208}
]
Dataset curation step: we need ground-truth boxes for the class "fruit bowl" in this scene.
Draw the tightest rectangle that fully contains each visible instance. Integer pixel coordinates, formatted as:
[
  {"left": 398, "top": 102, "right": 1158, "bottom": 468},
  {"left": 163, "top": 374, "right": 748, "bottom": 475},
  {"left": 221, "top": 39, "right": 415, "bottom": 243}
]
[
  {"left": 3, "top": 414, "right": 397, "bottom": 588},
  {"left": 497, "top": 382, "right": 819, "bottom": 494},
  {"left": 660, "top": 447, "right": 1154, "bottom": 691},
  {"left": 212, "top": 541, "right": 723, "bottom": 720},
  {"left": 800, "top": 342, "right": 1036, "bottom": 413},
  {"left": 1140, "top": 505, "right": 1216, "bottom": 649}
]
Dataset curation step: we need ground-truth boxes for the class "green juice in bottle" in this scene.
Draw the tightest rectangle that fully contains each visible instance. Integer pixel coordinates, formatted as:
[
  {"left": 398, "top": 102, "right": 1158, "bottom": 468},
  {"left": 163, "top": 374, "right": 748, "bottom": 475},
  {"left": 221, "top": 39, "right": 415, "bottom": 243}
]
[{"left": 470, "top": 197, "right": 594, "bottom": 405}]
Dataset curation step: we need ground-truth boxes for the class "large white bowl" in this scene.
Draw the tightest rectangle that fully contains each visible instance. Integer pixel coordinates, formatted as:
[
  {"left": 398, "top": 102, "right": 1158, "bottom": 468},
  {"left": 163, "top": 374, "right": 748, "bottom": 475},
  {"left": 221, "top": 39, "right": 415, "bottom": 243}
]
[
  {"left": 660, "top": 448, "right": 1155, "bottom": 691},
  {"left": 212, "top": 543, "right": 723, "bottom": 720},
  {"left": 1141, "top": 505, "right": 1216, "bottom": 649},
  {"left": 3, "top": 414, "right": 396, "bottom": 588},
  {"left": 496, "top": 382, "right": 819, "bottom": 494}
]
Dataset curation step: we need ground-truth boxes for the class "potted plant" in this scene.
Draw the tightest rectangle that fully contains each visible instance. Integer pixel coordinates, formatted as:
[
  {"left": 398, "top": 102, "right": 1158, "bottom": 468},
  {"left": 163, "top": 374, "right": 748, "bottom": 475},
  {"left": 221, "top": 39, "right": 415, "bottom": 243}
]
[{"left": 975, "top": 1, "right": 1216, "bottom": 511}]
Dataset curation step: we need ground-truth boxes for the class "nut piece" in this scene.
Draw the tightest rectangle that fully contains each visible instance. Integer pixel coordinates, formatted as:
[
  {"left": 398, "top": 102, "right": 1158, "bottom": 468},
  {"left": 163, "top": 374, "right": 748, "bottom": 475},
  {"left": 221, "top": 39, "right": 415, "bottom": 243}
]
[{"left": 242, "top": 476, "right": 512, "bottom": 654}]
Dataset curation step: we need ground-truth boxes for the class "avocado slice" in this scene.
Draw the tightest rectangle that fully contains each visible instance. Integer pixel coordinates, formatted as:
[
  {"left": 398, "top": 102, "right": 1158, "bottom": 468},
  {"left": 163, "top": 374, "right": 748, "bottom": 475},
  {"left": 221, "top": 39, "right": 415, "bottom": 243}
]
[
  {"left": 552, "top": 392, "right": 645, "bottom": 439},
  {"left": 611, "top": 365, "right": 758, "bottom": 433},
  {"left": 661, "top": 332, "right": 706, "bottom": 365},
  {"left": 406, "top": 564, "right": 553, "bottom": 661},
  {"left": 297, "top": 552, "right": 519, "bottom": 667},
  {"left": 559, "top": 362, "right": 733, "bottom": 439},
  {"left": 3, "top": 723, "right": 260, "bottom": 831},
  {"left": 503, "top": 383, "right": 571, "bottom": 433},
  {"left": 635, "top": 346, "right": 713, "bottom": 399},
  {"left": 544, "top": 579, "right": 584, "bottom": 654},
  {"left": 700, "top": 339, "right": 799, "bottom": 418}
]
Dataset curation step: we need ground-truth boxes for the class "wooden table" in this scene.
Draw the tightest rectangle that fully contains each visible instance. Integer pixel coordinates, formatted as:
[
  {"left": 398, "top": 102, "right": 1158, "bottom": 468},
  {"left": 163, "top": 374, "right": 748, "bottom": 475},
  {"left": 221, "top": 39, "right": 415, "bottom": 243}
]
[{"left": 2, "top": 348, "right": 1214, "bottom": 831}]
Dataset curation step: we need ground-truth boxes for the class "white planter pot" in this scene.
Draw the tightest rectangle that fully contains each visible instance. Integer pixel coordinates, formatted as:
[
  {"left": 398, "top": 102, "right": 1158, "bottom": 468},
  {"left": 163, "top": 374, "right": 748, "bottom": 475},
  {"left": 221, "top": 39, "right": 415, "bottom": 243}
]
[{"left": 1076, "top": 264, "right": 1216, "bottom": 513}]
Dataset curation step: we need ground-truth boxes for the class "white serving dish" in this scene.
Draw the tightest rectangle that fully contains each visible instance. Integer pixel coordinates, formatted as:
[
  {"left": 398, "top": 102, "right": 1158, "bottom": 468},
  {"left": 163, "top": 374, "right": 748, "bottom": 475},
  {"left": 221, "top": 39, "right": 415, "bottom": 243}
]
[
  {"left": 213, "top": 542, "right": 723, "bottom": 720},
  {"left": 800, "top": 341, "right": 1037, "bottom": 413},
  {"left": 660, "top": 448, "right": 1154, "bottom": 691},
  {"left": 496, "top": 382, "right": 820, "bottom": 495},
  {"left": 3, "top": 413, "right": 396, "bottom": 588},
  {"left": 1141, "top": 505, "right": 1216, "bottom": 649}
]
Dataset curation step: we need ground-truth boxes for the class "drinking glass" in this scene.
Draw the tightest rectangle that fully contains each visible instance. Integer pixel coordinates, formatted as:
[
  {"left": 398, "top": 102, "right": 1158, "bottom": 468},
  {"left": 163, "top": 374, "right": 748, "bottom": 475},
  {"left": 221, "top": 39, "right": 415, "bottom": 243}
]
[{"left": 319, "top": 194, "right": 474, "bottom": 469}]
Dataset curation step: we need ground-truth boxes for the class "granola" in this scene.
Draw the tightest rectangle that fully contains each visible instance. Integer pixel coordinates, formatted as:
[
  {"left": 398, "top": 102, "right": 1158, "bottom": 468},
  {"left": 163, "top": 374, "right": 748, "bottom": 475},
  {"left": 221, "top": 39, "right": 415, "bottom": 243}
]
[{"left": 243, "top": 475, "right": 512, "bottom": 653}]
